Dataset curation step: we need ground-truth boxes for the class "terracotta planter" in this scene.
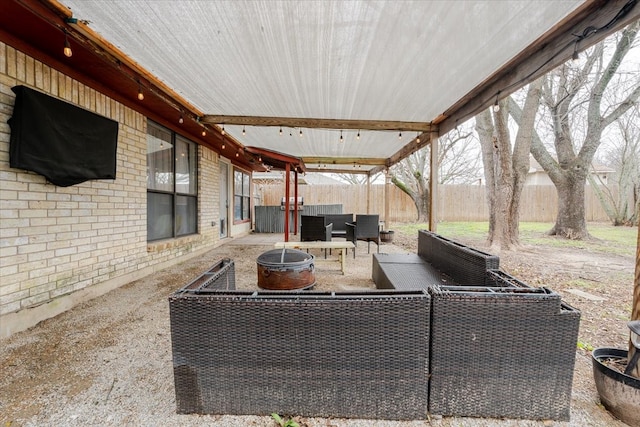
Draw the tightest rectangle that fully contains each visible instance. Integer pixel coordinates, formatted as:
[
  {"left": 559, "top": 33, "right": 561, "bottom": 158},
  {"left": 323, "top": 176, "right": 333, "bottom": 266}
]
[
  {"left": 592, "top": 347, "right": 640, "bottom": 426},
  {"left": 380, "top": 230, "right": 394, "bottom": 243}
]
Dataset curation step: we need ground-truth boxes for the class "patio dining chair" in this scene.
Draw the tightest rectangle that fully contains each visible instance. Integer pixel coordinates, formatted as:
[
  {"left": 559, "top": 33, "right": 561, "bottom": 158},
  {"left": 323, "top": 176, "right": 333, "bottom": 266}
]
[
  {"left": 346, "top": 214, "right": 380, "bottom": 258},
  {"left": 300, "top": 215, "right": 333, "bottom": 258}
]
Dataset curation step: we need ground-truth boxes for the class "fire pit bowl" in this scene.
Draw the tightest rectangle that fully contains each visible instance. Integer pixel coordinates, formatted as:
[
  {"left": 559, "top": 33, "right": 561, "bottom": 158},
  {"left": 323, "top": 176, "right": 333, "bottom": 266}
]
[{"left": 257, "top": 248, "right": 316, "bottom": 290}]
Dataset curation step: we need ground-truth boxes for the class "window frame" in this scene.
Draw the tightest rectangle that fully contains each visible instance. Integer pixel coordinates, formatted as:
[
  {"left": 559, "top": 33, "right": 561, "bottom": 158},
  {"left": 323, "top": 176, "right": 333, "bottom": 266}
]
[
  {"left": 146, "top": 120, "right": 198, "bottom": 241},
  {"left": 233, "top": 167, "right": 251, "bottom": 224}
]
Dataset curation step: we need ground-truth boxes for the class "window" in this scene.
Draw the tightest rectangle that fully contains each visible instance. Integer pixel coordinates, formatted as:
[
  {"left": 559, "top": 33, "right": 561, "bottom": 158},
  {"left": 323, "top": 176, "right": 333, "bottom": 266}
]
[
  {"left": 234, "top": 168, "right": 251, "bottom": 222},
  {"left": 147, "top": 121, "right": 197, "bottom": 241}
]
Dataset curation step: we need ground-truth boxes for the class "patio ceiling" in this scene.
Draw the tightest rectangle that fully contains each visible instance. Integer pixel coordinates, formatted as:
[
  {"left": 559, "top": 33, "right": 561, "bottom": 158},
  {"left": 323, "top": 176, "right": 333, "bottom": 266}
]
[{"left": 4, "top": 1, "right": 640, "bottom": 173}]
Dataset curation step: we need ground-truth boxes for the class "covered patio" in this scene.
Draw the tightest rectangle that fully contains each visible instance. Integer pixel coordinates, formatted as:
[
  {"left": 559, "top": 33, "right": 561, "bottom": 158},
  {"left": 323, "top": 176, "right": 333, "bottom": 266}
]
[
  {"left": 1, "top": 0, "right": 639, "bottom": 425},
  {"left": 0, "top": 231, "right": 634, "bottom": 426}
]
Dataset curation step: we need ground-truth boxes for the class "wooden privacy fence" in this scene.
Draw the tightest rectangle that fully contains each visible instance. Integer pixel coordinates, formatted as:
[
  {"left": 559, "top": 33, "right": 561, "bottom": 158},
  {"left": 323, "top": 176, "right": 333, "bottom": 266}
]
[{"left": 255, "top": 184, "right": 614, "bottom": 222}]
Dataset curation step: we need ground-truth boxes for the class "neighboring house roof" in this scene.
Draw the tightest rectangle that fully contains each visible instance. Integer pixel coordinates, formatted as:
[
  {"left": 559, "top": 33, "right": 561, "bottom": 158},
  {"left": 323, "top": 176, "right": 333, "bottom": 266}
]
[
  {"left": 253, "top": 172, "right": 344, "bottom": 185},
  {"left": 528, "top": 157, "right": 615, "bottom": 174}
]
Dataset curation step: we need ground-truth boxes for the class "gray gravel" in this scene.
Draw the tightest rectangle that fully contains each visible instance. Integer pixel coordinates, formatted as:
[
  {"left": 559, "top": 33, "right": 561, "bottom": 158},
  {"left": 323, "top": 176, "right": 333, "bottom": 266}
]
[{"left": 0, "top": 234, "right": 626, "bottom": 427}]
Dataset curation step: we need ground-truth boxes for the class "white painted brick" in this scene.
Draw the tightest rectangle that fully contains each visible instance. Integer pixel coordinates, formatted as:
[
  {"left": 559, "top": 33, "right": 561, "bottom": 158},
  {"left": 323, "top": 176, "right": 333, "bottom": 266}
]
[
  {"left": 21, "top": 292, "right": 50, "bottom": 308},
  {"left": 0, "top": 301, "right": 21, "bottom": 315},
  {"left": 0, "top": 289, "right": 29, "bottom": 305},
  {"left": 17, "top": 243, "right": 47, "bottom": 254},
  {"left": 0, "top": 282, "right": 20, "bottom": 296}
]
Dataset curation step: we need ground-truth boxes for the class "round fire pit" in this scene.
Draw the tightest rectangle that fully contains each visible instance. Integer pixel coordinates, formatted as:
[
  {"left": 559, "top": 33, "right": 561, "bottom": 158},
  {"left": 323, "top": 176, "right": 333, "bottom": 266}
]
[{"left": 257, "top": 248, "right": 316, "bottom": 290}]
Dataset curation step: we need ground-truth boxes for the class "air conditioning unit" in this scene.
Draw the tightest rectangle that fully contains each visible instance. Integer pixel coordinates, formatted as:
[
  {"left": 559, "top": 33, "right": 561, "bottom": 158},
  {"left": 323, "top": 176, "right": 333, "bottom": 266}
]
[{"left": 280, "top": 196, "right": 304, "bottom": 210}]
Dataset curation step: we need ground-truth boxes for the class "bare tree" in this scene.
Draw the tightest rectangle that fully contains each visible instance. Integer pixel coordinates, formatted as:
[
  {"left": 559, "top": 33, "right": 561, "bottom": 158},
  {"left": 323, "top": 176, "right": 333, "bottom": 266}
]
[
  {"left": 524, "top": 22, "right": 640, "bottom": 239},
  {"left": 476, "top": 78, "right": 544, "bottom": 249},
  {"left": 591, "top": 104, "right": 640, "bottom": 225},
  {"left": 389, "top": 126, "right": 479, "bottom": 222}
]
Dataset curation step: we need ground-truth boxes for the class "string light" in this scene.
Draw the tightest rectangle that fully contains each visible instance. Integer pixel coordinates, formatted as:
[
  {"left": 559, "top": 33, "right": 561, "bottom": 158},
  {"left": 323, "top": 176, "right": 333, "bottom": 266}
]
[
  {"left": 221, "top": 125, "right": 226, "bottom": 135},
  {"left": 299, "top": 129, "right": 303, "bottom": 138},
  {"left": 571, "top": 42, "right": 580, "bottom": 62},
  {"left": 178, "top": 115, "right": 184, "bottom": 124},
  {"left": 235, "top": 152, "right": 239, "bottom": 157},
  {"left": 63, "top": 30, "right": 72, "bottom": 57},
  {"left": 339, "top": 130, "right": 343, "bottom": 143},
  {"left": 201, "top": 128, "right": 206, "bottom": 137},
  {"left": 279, "top": 127, "right": 283, "bottom": 136},
  {"left": 493, "top": 93, "right": 500, "bottom": 112},
  {"left": 416, "top": 133, "right": 421, "bottom": 144},
  {"left": 356, "top": 131, "right": 360, "bottom": 140},
  {"left": 221, "top": 142, "right": 226, "bottom": 149},
  {"left": 398, "top": 131, "right": 402, "bottom": 140},
  {"left": 137, "top": 84, "right": 144, "bottom": 101}
]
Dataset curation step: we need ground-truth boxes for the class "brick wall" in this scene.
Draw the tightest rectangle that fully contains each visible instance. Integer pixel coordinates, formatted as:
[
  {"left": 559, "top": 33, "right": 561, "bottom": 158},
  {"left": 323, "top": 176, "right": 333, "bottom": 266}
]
[{"left": 0, "top": 42, "right": 223, "bottom": 337}]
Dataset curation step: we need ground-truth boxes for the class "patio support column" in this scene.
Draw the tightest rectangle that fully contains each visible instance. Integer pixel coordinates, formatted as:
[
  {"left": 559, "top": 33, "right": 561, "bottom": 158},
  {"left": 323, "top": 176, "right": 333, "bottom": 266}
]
[
  {"left": 366, "top": 174, "right": 371, "bottom": 214},
  {"left": 284, "top": 162, "right": 290, "bottom": 242},
  {"left": 384, "top": 169, "right": 390, "bottom": 231},
  {"left": 631, "top": 221, "right": 640, "bottom": 376},
  {"left": 632, "top": 220, "right": 639, "bottom": 322},
  {"left": 293, "top": 169, "right": 299, "bottom": 236},
  {"left": 429, "top": 132, "right": 439, "bottom": 232}
]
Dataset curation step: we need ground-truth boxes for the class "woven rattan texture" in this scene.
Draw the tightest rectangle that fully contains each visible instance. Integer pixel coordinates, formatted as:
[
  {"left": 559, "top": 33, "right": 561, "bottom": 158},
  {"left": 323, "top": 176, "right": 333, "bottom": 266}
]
[
  {"left": 372, "top": 253, "right": 455, "bottom": 290},
  {"left": 168, "top": 291, "right": 431, "bottom": 419},
  {"left": 418, "top": 230, "right": 499, "bottom": 285},
  {"left": 174, "top": 259, "right": 235, "bottom": 294},
  {"left": 428, "top": 287, "right": 580, "bottom": 421}
]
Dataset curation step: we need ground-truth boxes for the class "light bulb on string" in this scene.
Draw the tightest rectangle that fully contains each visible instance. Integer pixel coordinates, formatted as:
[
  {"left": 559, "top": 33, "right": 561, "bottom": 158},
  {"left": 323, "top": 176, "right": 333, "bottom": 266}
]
[
  {"left": 279, "top": 127, "right": 283, "bottom": 136},
  {"left": 398, "top": 131, "right": 402, "bottom": 140},
  {"left": 137, "top": 84, "right": 144, "bottom": 101},
  {"left": 416, "top": 133, "right": 421, "bottom": 144},
  {"left": 571, "top": 40, "right": 580, "bottom": 63},
  {"left": 356, "top": 131, "right": 360, "bottom": 140},
  {"left": 63, "top": 30, "right": 72, "bottom": 57},
  {"left": 299, "top": 129, "right": 303, "bottom": 138},
  {"left": 242, "top": 126, "right": 246, "bottom": 135},
  {"left": 201, "top": 128, "right": 206, "bottom": 137},
  {"left": 221, "top": 125, "right": 225, "bottom": 136},
  {"left": 178, "top": 115, "right": 184, "bottom": 124},
  {"left": 339, "top": 130, "right": 343, "bottom": 143},
  {"left": 493, "top": 94, "right": 500, "bottom": 112}
]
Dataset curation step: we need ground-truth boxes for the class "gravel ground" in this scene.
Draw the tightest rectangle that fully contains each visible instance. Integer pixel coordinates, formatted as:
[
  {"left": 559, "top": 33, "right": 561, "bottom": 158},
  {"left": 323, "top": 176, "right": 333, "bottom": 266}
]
[{"left": 0, "top": 231, "right": 634, "bottom": 427}]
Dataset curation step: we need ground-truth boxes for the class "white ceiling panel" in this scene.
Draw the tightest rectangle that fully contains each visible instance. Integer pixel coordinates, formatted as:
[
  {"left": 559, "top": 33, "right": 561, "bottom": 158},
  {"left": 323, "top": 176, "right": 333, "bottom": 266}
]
[{"left": 59, "top": 0, "right": 585, "bottom": 165}]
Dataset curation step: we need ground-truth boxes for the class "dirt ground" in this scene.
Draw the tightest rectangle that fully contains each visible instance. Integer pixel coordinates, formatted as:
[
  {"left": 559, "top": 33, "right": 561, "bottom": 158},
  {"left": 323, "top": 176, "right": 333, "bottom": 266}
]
[{"left": 0, "top": 228, "right": 636, "bottom": 427}]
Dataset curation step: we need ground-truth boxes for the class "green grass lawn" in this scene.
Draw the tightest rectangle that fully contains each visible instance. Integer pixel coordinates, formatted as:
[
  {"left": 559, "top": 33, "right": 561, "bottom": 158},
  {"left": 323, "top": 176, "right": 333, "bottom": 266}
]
[{"left": 396, "top": 221, "right": 637, "bottom": 257}]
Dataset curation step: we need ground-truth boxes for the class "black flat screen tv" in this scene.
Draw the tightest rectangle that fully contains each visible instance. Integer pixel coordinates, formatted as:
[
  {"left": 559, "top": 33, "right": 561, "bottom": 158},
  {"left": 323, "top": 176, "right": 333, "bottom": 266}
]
[{"left": 8, "top": 85, "right": 119, "bottom": 187}]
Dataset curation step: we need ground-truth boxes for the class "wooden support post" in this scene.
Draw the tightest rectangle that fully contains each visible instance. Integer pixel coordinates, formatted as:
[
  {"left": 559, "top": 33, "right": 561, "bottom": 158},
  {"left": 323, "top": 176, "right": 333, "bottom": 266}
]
[
  {"left": 630, "top": 220, "right": 640, "bottom": 376},
  {"left": 284, "top": 163, "right": 290, "bottom": 242},
  {"left": 384, "top": 169, "right": 390, "bottom": 231},
  {"left": 429, "top": 133, "right": 439, "bottom": 232},
  {"left": 366, "top": 174, "right": 371, "bottom": 214},
  {"left": 294, "top": 170, "right": 299, "bottom": 236}
]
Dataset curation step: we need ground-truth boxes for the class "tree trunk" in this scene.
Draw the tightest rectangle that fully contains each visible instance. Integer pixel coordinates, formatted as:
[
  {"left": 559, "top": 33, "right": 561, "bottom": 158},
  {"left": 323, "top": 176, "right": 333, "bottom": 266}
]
[
  {"left": 530, "top": 23, "right": 640, "bottom": 239},
  {"left": 391, "top": 175, "right": 429, "bottom": 222},
  {"left": 475, "top": 78, "right": 543, "bottom": 250},
  {"left": 551, "top": 176, "right": 589, "bottom": 239}
]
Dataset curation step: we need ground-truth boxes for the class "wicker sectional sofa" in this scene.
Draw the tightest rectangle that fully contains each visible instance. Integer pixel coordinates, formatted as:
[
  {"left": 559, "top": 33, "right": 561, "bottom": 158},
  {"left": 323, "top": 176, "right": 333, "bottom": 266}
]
[{"left": 168, "top": 231, "right": 580, "bottom": 421}]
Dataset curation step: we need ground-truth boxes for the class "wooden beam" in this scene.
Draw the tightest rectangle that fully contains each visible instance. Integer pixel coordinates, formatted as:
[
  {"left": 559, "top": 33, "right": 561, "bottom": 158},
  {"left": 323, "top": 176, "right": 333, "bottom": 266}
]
[
  {"left": 438, "top": 0, "right": 640, "bottom": 135},
  {"left": 385, "top": 131, "right": 438, "bottom": 169},
  {"left": 302, "top": 157, "right": 386, "bottom": 166},
  {"left": 305, "top": 167, "right": 372, "bottom": 174},
  {"left": 202, "top": 115, "right": 434, "bottom": 132}
]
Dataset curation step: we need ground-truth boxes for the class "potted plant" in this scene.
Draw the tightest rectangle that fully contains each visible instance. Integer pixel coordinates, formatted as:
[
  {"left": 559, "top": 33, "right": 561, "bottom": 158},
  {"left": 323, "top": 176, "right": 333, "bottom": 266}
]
[
  {"left": 591, "top": 321, "right": 640, "bottom": 426},
  {"left": 380, "top": 230, "right": 394, "bottom": 243}
]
